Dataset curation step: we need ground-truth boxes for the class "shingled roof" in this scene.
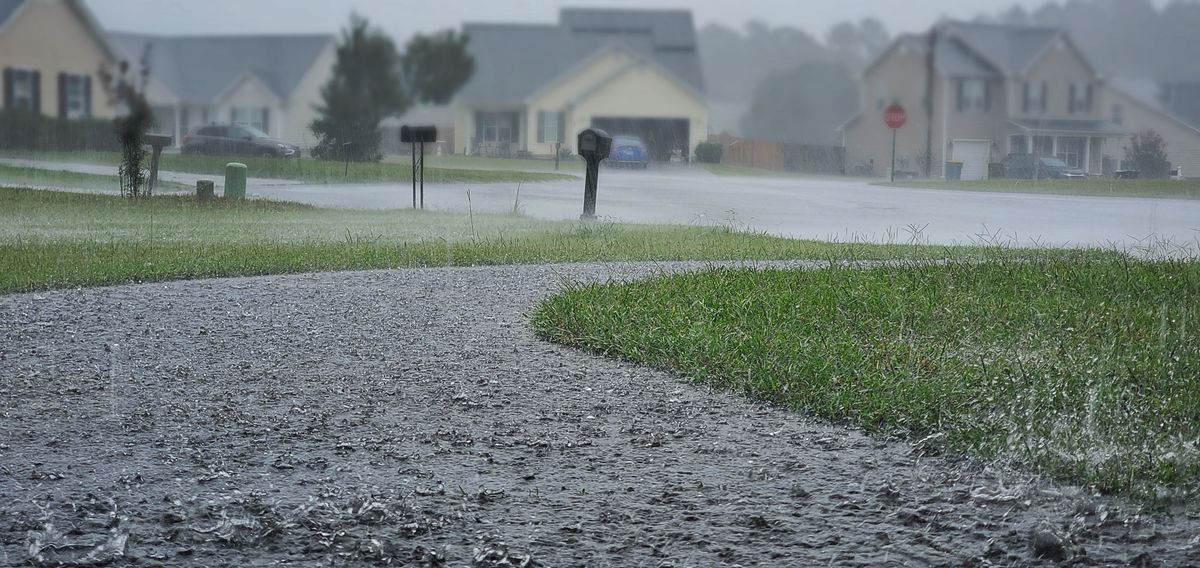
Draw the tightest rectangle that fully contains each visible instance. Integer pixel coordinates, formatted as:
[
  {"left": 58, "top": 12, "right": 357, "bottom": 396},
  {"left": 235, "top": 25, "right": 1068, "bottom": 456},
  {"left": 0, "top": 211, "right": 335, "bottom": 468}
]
[
  {"left": 0, "top": 0, "right": 24, "bottom": 28},
  {"left": 456, "top": 8, "right": 704, "bottom": 107},
  {"left": 109, "top": 32, "right": 332, "bottom": 103},
  {"left": 873, "top": 21, "right": 1078, "bottom": 79}
]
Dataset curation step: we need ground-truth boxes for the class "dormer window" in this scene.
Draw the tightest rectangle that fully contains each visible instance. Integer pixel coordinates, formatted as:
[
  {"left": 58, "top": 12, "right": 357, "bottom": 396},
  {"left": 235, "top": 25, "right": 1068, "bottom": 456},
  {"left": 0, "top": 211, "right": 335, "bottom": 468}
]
[
  {"left": 1023, "top": 81, "right": 1047, "bottom": 114},
  {"left": 957, "top": 78, "right": 988, "bottom": 112},
  {"left": 1069, "top": 83, "right": 1093, "bottom": 114}
]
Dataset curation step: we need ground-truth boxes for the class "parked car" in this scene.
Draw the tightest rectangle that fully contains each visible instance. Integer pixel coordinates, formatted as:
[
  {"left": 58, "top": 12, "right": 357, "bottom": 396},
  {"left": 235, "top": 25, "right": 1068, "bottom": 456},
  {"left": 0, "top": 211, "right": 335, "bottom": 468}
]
[
  {"left": 181, "top": 124, "right": 300, "bottom": 158},
  {"left": 606, "top": 135, "right": 649, "bottom": 168},
  {"left": 999, "top": 153, "right": 1086, "bottom": 179}
]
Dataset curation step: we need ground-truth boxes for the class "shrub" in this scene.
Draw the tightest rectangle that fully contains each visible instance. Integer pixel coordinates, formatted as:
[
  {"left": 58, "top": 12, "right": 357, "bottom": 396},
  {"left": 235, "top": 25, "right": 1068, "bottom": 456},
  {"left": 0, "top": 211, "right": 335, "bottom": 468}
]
[
  {"left": 1124, "top": 130, "right": 1171, "bottom": 178},
  {"left": 694, "top": 142, "right": 723, "bottom": 164}
]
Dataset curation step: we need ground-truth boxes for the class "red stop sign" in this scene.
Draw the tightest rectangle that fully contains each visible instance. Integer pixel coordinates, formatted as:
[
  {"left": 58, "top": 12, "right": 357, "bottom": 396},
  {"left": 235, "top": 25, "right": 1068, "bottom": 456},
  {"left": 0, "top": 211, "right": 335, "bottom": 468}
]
[{"left": 884, "top": 104, "right": 907, "bottom": 129}]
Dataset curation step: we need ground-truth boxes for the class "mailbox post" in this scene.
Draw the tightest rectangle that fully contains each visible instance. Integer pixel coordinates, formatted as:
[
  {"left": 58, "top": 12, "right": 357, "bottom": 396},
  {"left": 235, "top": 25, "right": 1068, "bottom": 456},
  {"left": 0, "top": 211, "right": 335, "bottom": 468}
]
[
  {"left": 401, "top": 125, "right": 437, "bottom": 209},
  {"left": 576, "top": 128, "right": 611, "bottom": 219},
  {"left": 143, "top": 133, "right": 173, "bottom": 195}
]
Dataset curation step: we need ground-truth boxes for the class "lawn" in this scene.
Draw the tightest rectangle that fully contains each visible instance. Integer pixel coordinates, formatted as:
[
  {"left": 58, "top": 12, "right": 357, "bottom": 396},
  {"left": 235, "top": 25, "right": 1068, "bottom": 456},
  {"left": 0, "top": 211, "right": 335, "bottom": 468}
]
[
  {"left": 700, "top": 162, "right": 870, "bottom": 181},
  {"left": 0, "top": 150, "right": 574, "bottom": 184},
  {"left": 532, "top": 257, "right": 1199, "bottom": 503},
  {"left": 1, "top": 186, "right": 976, "bottom": 294},
  {"left": 883, "top": 177, "right": 1200, "bottom": 200},
  {"left": 389, "top": 153, "right": 585, "bottom": 175},
  {"left": 0, "top": 163, "right": 189, "bottom": 193}
]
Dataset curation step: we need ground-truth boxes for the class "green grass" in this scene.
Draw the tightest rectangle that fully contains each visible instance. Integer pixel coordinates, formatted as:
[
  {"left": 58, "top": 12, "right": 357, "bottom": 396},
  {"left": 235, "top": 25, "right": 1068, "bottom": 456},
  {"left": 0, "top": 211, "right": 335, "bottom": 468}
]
[
  {"left": 532, "top": 257, "right": 1200, "bottom": 503},
  {"left": 0, "top": 186, "right": 985, "bottom": 294},
  {"left": 389, "top": 153, "right": 585, "bottom": 175},
  {"left": 0, "top": 150, "right": 574, "bottom": 184},
  {"left": 0, "top": 163, "right": 188, "bottom": 192},
  {"left": 883, "top": 178, "right": 1200, "bottom": 200}
]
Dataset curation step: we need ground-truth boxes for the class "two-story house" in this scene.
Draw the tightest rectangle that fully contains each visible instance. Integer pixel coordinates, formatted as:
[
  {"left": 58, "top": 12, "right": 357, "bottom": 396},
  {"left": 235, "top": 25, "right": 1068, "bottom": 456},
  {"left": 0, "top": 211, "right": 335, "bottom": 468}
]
[
  {"left": 841, "top": 21, "right": 1124, "bottom": 180},
  {"left": 0, "top": 0, "right": 119, "bottom": 120}
]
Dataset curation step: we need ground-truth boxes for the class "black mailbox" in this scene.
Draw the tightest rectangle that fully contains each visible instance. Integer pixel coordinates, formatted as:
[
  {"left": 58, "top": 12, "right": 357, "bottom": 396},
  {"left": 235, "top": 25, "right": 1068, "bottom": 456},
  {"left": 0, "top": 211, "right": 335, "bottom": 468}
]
[
  {"left": 577, "top": 128, "right": 611, "bottom": 219},
  {"left": 400, "top": 125, "right": 438, "bottom": 144},
  {"left": 577, "top": 128, "right": 611, "bottom": 160}
]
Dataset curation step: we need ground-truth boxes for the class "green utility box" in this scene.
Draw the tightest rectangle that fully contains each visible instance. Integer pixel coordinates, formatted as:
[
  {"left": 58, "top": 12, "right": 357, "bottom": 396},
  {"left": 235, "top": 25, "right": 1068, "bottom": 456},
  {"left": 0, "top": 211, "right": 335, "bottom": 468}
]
[
  {"left": 224, "top": 162, "right": 247, "bottom": 199},
  {"left": 944, "top": 161, "right": 963, "bottom": 181}
]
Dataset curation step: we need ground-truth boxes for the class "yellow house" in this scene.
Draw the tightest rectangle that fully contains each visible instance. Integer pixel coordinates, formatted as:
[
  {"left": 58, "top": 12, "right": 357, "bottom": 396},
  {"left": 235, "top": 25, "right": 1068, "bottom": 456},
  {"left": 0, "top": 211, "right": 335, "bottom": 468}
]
[
  {"left": 454, "top": 9, "right": 707, "bottom": 161},
  {"left": 0, "top": 0, "right": 119, "bottom": 119}
]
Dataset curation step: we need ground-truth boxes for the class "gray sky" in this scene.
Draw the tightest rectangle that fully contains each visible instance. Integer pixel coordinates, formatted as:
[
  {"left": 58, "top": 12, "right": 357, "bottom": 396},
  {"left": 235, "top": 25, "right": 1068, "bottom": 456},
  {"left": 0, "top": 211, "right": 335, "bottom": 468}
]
[{"left": 85, "top": 0, "right": 1174, "bottom": 42}]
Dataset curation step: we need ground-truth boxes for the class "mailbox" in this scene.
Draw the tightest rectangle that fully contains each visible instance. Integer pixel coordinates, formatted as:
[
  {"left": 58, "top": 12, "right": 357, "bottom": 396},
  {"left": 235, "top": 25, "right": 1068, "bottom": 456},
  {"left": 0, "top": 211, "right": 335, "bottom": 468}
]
[
  {"left": 400, "top": 125, "right": 438, "bottom": 144},
  {"left": 577, "top": 128, "right": 611, "bottom": 160}
]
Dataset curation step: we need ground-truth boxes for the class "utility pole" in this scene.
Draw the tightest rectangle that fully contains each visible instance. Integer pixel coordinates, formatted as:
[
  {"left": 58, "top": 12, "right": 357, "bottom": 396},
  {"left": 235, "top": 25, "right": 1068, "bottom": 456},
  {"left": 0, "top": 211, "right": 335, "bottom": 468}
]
[{"left": 924, "top": 25, "right": 937, "bottom": 179}]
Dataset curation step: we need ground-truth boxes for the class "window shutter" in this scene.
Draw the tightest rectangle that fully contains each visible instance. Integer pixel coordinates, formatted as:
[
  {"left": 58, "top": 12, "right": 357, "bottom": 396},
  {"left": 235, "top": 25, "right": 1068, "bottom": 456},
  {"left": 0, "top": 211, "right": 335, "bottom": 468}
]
[
  {"left": 1085, "top": 85, "right": 1093, "bottom": 113},
  {"left": 58, "top": 73, "right": 67, "bottom": 118},
  {"left": 956, "top": 79, "right": 964, "bottom": 112},
  {"left": 31, "top": 70, "right": 41, "bottom": 114},
  {"left": 983, "top": 80, "right": 991, "bottom": 112},
  {"left": 1023, "top": 83, "right": 1030, "bottom": 113},
  {"left": 1040, "top": 83, "right": 1048, "bottom": 113},
  {"left": 83, "top": 76, "right": 91, "bottom": 117},
  {"left": 536, "top": 111, "right": 545, "bottom": 144},
  {"left": 262, "top": 107, "right": 269, "bottom": 134},
  {"left": 2, "top": 68, "right": 11, "bottom": 109},
  {"left": 556, "top": 112, "right": 565, "bottom": 145},
  {"left": 1068, "top": 84, "right": 1075, "bottom": 114}
]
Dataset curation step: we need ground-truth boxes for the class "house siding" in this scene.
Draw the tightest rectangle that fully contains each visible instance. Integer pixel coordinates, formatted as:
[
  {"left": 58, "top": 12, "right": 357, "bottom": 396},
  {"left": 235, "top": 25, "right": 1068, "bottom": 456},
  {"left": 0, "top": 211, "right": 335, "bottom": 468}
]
[
  {"left": 845, "top": 44, "right": 943, "bottom": 177},
  {"left": 1107, "top": 88, "right": 1200, "bottom": 179},
  {"left": 280, "top": 40, "right": 334, "bottom": 148},
  {"left": 0, "top": 0, "right": 115, "bottom": 118}
]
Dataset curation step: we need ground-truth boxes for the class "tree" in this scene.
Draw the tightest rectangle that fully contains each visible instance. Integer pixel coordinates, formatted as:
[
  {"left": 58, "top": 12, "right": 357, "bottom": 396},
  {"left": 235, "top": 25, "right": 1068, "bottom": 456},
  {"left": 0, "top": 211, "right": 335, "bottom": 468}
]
[
  {"left": 310, "top": 15, "right": 473, "bottom": 162},
  {"left": 99, "top": 47, "right": 154, "bottom": 199},
  {"left": 1124, "top": 130, "right": 1171, "bottom": 178},
  {"left": 738, "top": 62, "right": 859, "bottom": 146}
]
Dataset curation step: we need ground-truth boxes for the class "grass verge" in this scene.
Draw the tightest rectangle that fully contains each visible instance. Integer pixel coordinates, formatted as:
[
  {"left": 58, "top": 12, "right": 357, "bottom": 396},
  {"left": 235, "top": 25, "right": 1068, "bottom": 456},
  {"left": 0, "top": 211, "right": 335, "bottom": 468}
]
[
  {"left": 0, "top": 186, "right": 998, "bottom": 294},
  {"left": 532, "top": 256, "right": 1199, "bottom": 503},
  {"left": 0, "top": 163, "right": 188, "bottom": 192},
  {"left": 882, "top": 178, "right": 1200, "bottom": 200},
  {"left": 1, "top": 150, "right": 574, "bottom": 184}
]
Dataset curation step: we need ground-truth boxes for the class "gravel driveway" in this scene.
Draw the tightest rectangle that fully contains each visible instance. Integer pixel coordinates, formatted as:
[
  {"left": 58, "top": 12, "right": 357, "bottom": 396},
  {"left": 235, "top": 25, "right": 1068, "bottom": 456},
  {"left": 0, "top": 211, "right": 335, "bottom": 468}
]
[{"left": 1, "top": 262, "right": 1197, "bottom": 567}]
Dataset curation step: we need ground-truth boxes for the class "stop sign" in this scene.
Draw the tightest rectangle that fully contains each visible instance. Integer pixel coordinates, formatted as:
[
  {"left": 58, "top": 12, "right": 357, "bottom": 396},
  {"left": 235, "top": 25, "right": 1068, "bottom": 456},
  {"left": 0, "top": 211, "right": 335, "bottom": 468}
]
[{"left": 884, "top": 104, "right": 907, "bottom": 129}]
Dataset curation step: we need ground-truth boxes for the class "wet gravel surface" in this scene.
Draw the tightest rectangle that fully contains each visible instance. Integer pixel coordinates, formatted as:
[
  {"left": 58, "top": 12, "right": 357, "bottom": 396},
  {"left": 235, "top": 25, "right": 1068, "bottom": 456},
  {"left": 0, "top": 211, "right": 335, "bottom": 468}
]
[{"left": 2, "top": 262, "right": 1198, "bottom": 567}]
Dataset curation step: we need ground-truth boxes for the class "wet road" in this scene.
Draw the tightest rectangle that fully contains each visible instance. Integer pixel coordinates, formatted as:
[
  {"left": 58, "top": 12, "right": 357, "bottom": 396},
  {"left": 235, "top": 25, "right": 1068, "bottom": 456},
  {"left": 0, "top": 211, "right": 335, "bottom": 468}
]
[{"left": 5, "top": 158, "right": 1199, "bottom": 252}]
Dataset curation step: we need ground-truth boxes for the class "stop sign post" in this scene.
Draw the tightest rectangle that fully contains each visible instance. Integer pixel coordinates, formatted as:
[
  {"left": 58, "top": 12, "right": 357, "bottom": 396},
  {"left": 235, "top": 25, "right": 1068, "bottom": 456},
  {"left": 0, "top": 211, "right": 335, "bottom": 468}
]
[{"left": 884, "top": 104, "right": 907, "bottom": 182}]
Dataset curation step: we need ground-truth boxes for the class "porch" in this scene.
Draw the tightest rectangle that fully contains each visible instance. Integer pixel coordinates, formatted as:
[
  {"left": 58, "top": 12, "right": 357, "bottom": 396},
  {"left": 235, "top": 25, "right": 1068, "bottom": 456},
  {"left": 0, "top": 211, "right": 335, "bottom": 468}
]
[{"left": 1006, "top": 118, "right": 1126, "bottom": 175}]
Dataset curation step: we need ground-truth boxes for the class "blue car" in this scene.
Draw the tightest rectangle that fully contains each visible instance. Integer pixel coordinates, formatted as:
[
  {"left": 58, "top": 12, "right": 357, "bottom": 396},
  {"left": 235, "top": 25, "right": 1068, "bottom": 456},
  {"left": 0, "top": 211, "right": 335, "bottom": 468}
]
[{"left": 607, "top": 135, "right": 649, "bottom": 168}]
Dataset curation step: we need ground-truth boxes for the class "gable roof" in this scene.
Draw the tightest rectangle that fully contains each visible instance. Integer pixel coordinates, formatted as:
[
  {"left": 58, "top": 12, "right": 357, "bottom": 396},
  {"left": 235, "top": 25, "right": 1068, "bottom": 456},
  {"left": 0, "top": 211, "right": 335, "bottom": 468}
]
[
  {"left": 108, "top": 32, "right": 332, "bottom": 103},
  {"left": 1110, "top": 77, "right": 1200, "bottom": 134},
  {"left": 456, "top": 8, "right": 704, "bottom": 107},
  {"left": 0, "top": 0, "right": 119, "bottom": 61},
  {"left": 865, "top": 21, "right": 1090, "bottom": 80}
]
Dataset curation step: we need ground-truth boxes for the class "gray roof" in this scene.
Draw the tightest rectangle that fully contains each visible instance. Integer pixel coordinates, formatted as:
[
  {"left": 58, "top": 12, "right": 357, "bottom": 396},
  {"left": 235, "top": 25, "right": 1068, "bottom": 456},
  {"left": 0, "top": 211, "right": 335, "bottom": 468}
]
[
  {"left": 874, "top": 21, "right": 1068, "bottom": 80},
  {"left": 109, "top": 32, "right": 332, "bottom": 103},
  {"left": 0, "top": 0, "right": 23, "bottom": 28},
  {"left": 456, "top": 8, "right": 704, "bottom": 106},
  {"left": 1008, "top": 118, "right": 1125, "bottom": 136},
  {"left": 1110, "top": 77, "right": 1200, "bottom": 133}
]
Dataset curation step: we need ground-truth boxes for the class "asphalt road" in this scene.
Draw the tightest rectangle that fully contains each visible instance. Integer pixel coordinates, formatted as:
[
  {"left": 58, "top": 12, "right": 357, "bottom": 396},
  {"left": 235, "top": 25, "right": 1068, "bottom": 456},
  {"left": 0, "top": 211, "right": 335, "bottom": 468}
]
[{"left": 5, "top": 158, "right": 1199, "bottom": 253}]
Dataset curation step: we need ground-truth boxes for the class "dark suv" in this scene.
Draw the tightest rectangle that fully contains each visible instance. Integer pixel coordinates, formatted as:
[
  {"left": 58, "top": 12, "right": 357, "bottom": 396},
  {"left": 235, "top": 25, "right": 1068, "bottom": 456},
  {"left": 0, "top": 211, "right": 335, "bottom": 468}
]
[
  {"left": 181, "top": 124, "right": 300, "bottom": 158},
  {"left": 999, "top": 153, "right": 1086, "bottom": 179}
]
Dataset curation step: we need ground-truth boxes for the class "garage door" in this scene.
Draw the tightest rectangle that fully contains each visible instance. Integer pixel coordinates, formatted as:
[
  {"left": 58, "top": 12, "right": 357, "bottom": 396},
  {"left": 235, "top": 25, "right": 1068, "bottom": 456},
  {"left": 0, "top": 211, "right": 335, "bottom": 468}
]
[{"left": 952, "top": 140, "right": 990, "bottom": 180}]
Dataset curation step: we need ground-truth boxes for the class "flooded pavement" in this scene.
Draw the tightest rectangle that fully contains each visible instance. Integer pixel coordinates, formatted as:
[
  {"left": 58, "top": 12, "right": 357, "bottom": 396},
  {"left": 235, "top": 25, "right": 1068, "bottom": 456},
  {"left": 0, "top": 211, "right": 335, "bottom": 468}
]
[
  {"left": 2, "top": 262, "right": 1198, "bottom": 566},
  {"left": 6, "top": 158, "right": 1199, "bottom": 254}
]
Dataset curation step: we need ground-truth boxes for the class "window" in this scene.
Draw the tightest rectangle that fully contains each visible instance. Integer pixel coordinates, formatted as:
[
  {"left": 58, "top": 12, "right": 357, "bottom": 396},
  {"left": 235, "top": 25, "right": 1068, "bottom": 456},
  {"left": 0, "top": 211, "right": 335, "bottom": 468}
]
[
  {"left": 1056, "top": 137, "right": 1085, "bottom": 168},
  {"left": 537, "top": 111, "right": 563, "bottom": 144},
  {"left": 1023, "top": 81, "right": 1047, "bottom": 114},
  {"left": 957, "top": 78, "right": 987, "bottom": 112},
  {"left": 231, "top": 107, "right": 268, "bottom": 133},
  {"left": 1112, "top": 103, "right": 1123, "bottom": 125},
  {"left": 6, "top": 69, "right": 37, "bottom": 111},
  {"left": 1010, "top": 135, "right": 1029, "bottom": 154},
  {"left": 480, "top": 114, "right": 513, "bottom": 143},
  {"left": 60, "top": 74, "right": 89, "bottom": 119},
  {"left": 1069, "top": 83, "right": 1093, "bottom": 114}
]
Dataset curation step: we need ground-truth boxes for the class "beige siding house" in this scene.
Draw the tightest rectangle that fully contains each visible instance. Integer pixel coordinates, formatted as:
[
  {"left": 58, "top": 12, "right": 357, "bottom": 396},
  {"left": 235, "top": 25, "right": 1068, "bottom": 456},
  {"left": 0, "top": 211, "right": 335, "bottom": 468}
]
[
  {"left": 108, "top": 33, "right": 335, "bottom": 148},
  {"left": 0, "top": 0, "right": 119, "bottom": 119},
  {"left": 842, "top": 22, "right": 1124, "bottom": 180},
  {"left": 454, "top": 9, "right": 707, "bottom": 161},
  {"left": 1107, "top": 78, "right": 1200, "bottom": 179}
]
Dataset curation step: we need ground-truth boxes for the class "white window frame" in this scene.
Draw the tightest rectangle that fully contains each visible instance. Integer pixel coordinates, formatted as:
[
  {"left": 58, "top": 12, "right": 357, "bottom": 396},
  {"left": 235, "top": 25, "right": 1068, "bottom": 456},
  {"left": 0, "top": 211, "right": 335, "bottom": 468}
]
[
  {"left": 231, "top": 107, "right": 266, "bottom": 132},
  {"left": 481, "top": 114, "right": 512, "bottom": 143},
  {"left": 11, "top": 69, "right": 34, "bottom": 110},
  {"left": 1024, "top": 81, "right": 1046, "bottom": 114},
  {"left": 960, "top": 78, "right": 987, "bottom": 112},
  {"left": 1056, "top": 137, "right": 1085, "bottom": 168},
  {"left": 539, "top": 111, "right": 560, "bottom": 144},
  {"left": 64, "top": 74, "right": 87, "bottom": 119},
  {"left": 1070, "top": 83, "right": 1093, "bottom": 114}
]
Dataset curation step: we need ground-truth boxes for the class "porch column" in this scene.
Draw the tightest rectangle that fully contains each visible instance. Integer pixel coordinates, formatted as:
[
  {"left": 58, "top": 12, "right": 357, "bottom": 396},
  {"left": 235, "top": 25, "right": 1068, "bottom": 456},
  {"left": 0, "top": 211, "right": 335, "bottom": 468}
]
[
  {"left": 1083, "top": 137, "right": 1091, "bottom": 174},
  {"left": 1027, "top": 134, "right": 1033, "bottom": 155},
  {"left": 1051, "top": 136, "right": 1058, "bottom": 158},
  {"left": 174, "top": 105, "right": 182, "bottom": 148}
]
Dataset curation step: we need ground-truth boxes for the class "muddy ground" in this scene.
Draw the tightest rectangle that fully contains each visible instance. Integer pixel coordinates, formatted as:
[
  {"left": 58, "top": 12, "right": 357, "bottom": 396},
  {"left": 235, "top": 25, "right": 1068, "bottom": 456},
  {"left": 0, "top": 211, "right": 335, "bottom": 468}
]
[{"left": 1, "top": 262, "right": 1198, "bottom": 567}]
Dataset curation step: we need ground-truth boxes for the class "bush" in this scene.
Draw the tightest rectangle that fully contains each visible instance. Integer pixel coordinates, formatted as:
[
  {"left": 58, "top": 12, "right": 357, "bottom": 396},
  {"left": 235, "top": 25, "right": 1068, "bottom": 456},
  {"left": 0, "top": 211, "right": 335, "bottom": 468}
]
[
  {"left": 1124, "top": 130, "right": 1171, "bottom": 178},
  {"left": 694, "top": 142, "right": 723, "bottom": 164},
  {"left": 0, "top": 109, "right": 120, "bottom": 152}
]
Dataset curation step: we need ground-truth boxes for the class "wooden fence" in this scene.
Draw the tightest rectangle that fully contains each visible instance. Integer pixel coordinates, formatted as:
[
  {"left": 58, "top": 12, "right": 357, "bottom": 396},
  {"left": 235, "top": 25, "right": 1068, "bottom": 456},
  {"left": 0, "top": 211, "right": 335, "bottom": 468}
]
[{"left": 709, "top": 134, "right": 845, "bottom": 175}]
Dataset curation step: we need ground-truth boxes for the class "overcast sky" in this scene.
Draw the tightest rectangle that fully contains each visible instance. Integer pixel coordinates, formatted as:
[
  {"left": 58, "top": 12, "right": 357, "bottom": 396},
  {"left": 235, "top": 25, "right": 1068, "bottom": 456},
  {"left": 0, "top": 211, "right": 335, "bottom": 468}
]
[{"left": 85, "top": 0, "right": 1175, "bottom": 42}]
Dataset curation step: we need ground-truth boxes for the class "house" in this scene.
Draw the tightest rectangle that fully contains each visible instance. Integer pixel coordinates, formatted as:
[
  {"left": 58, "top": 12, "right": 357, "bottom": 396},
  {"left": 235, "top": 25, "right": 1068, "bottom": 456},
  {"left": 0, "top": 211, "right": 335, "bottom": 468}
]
[
  {"left": 842, "top": 21, "right": 1125, "bottom": 180},
  {"left": 108, "top": 32, "right": 336, "bottom": 148},
  {"left": 0, "top": 0, "right": 120, "bottom": 119},
  {"left": 1107, "top": 78, "right": 1200, "bottom": 179},
  {"left": 453, "top": 8, "right": 707, "bottom": 161}
]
